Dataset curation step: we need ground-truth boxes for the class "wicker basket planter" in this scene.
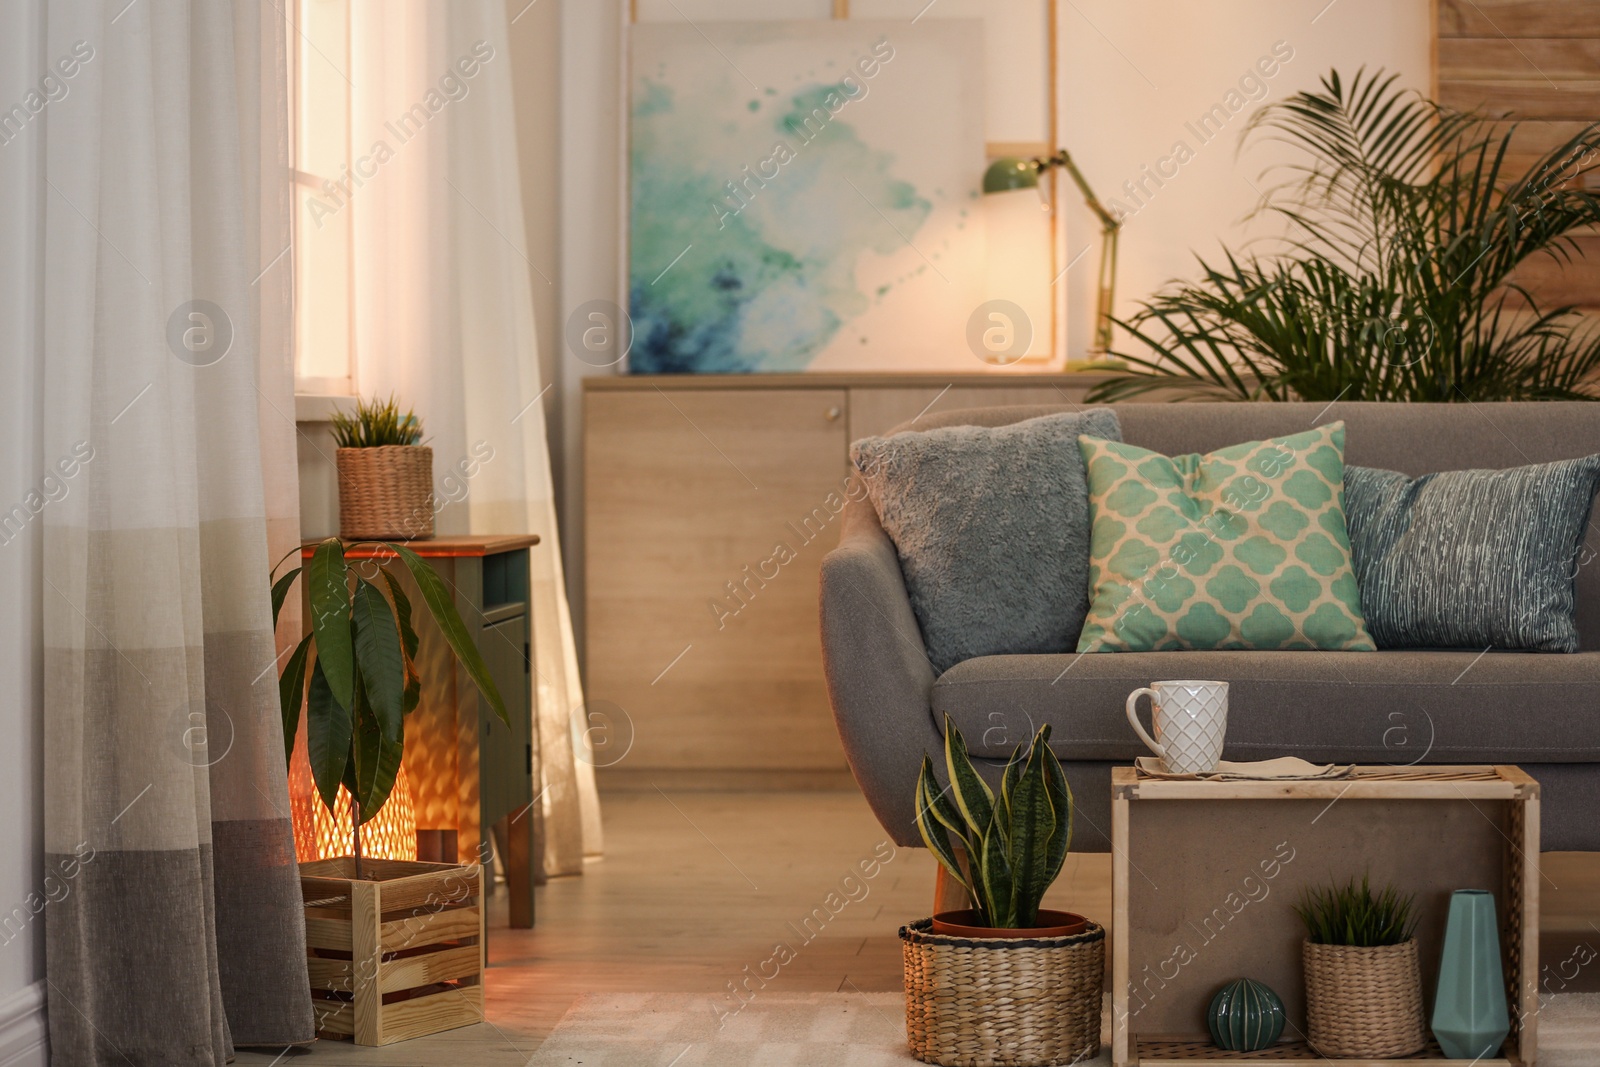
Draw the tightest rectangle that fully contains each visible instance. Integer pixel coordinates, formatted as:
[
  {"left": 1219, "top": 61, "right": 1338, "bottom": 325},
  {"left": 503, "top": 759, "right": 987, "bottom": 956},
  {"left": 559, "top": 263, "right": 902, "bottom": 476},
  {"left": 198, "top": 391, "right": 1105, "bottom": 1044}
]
[
  {"left": 901, "top": 918, "right": 1104, "bottom": 1067},
  {"left": 337, "top": 445, "right": 435, "bottom": 541},
  {"left": 1303, "top": 938, "right": 1426, "bottom": 1058}
]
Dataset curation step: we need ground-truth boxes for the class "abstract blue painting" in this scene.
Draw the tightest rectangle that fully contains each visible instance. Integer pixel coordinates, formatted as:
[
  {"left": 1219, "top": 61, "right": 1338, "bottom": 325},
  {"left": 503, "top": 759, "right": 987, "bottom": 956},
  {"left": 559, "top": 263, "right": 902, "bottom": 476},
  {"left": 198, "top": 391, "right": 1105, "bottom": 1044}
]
[{"left": 629, "top": 20, "right": 985, "bottom": 373}]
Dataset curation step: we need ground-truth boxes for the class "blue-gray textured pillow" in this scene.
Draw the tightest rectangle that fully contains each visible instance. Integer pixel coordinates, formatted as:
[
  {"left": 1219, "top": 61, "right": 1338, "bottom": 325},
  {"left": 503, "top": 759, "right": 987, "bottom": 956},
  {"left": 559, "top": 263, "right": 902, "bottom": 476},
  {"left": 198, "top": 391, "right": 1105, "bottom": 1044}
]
[
  {"left": 1344, "top": 457, "right": 1600, "bottom": 651},
  {"left": 850, "top": 409, "right": 1121, "bottom": 673}
]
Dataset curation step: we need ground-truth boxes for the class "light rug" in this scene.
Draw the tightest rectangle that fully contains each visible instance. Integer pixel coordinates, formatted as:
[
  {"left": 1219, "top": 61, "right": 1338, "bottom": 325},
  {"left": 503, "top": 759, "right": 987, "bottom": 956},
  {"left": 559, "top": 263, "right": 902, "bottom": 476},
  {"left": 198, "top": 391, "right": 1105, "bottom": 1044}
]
[{"left": 526, "top": 991, "right": 1600, "bottom": 1067}]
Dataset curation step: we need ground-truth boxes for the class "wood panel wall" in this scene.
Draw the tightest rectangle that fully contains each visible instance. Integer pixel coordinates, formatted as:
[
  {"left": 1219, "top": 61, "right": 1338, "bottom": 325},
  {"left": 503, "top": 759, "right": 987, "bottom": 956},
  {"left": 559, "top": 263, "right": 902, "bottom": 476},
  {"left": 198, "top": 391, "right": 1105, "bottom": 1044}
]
[{"left": 1437, "top": 0, "right": 1600, "bottom": 314}]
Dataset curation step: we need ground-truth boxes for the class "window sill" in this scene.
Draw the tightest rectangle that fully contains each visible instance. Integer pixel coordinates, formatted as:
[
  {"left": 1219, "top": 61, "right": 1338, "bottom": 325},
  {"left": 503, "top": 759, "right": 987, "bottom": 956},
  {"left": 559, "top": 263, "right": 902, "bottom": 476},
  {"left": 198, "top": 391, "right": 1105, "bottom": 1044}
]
[{"left": 294, "top": 394, "right": 354, "bottom": 422}]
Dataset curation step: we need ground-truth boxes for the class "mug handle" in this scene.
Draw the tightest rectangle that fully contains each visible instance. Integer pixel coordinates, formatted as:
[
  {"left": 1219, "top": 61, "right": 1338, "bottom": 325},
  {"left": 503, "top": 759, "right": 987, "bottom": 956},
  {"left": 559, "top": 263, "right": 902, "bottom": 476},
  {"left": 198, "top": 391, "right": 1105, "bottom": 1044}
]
[{"left": 1125, "top": 688, "right": 1165, "bottom": 760}]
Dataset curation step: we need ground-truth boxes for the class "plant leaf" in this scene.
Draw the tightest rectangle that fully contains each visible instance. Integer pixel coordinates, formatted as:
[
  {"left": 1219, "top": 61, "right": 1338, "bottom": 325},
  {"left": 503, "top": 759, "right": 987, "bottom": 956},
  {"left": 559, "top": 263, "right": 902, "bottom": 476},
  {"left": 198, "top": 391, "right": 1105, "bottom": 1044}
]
[
  {"left": 270, "top": 567, "right": 301, "bottom": 630},
  {"left": 379, "top": 567, "right": 423, "bottom": 715},
  {"left": 352, "top": 578, "right": 405, "bottom": 747},
  {"left": 388, "top": 542, "right": 509, "bottom": 727},
  {"left": 350, "top": 676, "right": 404, "bottom": 823},
  {"left": 307, "top": 539, "right": 354, "bottom": 711},
  {"left": 378, "top": 567, "right": 420, "bottom": 663},
  {"left": 1003, "top": 732, "right": 1056, "bottom": 928},
  {"left": 307, "top": 656, "right": 353, "bottom": 812},
  {"left": 978, "top": 807, "right": 1015, "bottom": 928},
  {"left": 914, "top": 758, "right": 971, "bottom": 899},
  {"left": 278, "top": 633, "right": 312, "bottom": 765},
  {"left": 942, "top": 715, "right": 994, "bottom": 840},
  {"left": 1040, "top": 727, "right": 1074, "bottom": 891}
]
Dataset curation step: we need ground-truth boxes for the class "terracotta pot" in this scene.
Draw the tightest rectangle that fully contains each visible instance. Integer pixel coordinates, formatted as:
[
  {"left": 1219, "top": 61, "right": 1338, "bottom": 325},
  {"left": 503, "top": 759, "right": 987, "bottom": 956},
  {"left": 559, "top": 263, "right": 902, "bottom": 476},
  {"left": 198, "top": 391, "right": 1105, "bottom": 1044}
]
[{"left": 929, "top": 908, "right": 1088, "bottom": 939}]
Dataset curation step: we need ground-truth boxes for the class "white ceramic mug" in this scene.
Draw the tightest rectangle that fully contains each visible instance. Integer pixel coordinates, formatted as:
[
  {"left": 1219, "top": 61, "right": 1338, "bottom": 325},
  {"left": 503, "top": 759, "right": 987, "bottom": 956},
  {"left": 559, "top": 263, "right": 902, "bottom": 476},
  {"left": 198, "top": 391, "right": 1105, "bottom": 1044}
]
[{"left": 1125, "top": 680, "right": 1229, "bottom": 775}]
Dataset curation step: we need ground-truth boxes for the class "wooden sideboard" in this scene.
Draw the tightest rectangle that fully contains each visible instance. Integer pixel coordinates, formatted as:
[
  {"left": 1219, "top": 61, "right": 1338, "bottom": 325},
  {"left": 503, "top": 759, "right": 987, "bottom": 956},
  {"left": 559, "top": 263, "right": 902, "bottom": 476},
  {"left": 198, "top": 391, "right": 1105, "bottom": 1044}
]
[{"left": 583, "top": 373, "right": 1112, "bottom": 789}]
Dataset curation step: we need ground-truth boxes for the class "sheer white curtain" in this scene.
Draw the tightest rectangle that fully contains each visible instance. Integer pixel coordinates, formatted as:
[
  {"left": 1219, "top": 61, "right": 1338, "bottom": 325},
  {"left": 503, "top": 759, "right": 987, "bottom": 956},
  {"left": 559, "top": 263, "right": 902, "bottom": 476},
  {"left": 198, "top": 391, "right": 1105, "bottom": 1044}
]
[
  {"left": 347, "top": 0, "right": 601, "bottom": 873},
  {"left": 28, "top": 0, "right": 312, "bottom": 1062}
]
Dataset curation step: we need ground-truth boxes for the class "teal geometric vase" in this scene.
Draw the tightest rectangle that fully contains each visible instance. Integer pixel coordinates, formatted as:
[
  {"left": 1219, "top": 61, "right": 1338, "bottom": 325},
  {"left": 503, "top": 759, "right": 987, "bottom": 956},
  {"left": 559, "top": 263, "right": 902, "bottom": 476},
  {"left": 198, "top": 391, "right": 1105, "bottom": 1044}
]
[
  {"left": 1208, "top": 978, "right": 1285, "bottom": 1052},
  {"left": 1432, "top": 889, "right": 1511, "bottom": 1059}
]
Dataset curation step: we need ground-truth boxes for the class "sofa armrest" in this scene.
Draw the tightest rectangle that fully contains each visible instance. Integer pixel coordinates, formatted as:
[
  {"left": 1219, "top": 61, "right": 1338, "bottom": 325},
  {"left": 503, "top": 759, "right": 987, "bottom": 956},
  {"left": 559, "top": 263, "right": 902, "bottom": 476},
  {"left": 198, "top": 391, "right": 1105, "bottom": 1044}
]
[{"left": 820, "top": 500, "right": 942, "bottom": 846}]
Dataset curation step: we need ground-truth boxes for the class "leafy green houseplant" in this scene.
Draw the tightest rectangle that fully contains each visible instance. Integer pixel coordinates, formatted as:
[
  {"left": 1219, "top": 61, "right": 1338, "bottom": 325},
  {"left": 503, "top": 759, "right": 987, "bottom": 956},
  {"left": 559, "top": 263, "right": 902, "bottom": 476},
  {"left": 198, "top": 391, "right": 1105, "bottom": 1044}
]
[
  {"left": 914, "top": 716, "right": 1078, "bottom": 932},
  {"left": 271, "top": 538, "right": 508, "bottom": 874},
  {"left": 1091, "top": 68, "right": 1600, "bottom": 404},
  {"left": 331, "top": 395, "right": 437, "bottom": 541},
  {"left": 1295, "top": 873, "right": 1418, "bottom": 947},
  {"left": 1296, "top": 874, "right": 1427, "bottom": 1057}
]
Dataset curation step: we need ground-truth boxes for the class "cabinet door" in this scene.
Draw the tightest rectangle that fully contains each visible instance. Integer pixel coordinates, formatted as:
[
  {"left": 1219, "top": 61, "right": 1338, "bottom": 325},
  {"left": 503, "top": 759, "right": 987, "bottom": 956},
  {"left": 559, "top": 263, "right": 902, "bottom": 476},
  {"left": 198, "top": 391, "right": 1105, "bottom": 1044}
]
[
  {"left": 479, "top": 612, "right": 530, "bottom": 826},
  {"left": 586, "top": 388, "right": 851, "bottom": 780}
]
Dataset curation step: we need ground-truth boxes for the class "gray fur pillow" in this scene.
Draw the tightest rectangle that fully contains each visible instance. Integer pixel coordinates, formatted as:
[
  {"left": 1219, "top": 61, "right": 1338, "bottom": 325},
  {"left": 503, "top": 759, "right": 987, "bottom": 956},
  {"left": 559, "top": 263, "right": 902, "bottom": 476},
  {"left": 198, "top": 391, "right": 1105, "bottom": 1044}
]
[{"left": 851, "top": 409, "right": 1122, "bottom": 673}]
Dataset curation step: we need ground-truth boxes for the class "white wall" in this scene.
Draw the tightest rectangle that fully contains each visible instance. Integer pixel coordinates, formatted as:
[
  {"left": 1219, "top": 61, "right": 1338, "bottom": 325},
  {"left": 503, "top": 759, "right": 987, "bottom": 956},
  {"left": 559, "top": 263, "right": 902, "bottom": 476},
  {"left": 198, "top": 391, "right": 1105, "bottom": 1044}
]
[
  {"left": 0, "top": 3, "right": 53, "bottom": 1062},
  {"left": 1058, "top": 0, "right": 1432, "bottom": 357}
]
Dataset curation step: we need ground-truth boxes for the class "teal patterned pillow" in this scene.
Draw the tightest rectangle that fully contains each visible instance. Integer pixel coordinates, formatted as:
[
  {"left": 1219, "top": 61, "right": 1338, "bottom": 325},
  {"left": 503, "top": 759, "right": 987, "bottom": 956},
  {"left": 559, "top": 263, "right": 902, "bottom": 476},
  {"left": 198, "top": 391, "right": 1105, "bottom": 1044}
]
[
  {"left": 1077, "top": 423, "right": 1375, "bottom": 653},
  {"left": 1345, "top": 457, "right": 1600, "bottom": 651}
]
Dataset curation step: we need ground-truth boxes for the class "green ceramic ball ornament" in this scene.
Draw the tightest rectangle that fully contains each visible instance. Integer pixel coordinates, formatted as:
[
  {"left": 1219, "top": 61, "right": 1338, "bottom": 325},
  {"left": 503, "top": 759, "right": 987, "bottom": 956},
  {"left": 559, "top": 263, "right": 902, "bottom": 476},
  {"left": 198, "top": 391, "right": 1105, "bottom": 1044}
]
[{"left": 1208, "top": 978, "right": 1286, "bottom": 1052}]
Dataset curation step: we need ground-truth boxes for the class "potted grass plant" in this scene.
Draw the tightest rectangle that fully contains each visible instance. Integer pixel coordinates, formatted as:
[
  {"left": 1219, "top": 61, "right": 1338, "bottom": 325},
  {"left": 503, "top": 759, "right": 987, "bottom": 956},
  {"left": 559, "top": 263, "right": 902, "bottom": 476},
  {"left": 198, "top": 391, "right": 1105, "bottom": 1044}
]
[
  {"left": 331, "top": 394, "right": 434, "bottom": 541},
  {"left": 1295, "top": 874, "right": 1426, "bottom": 1058},
  {"left": 900, "top": 717, "right": 1102, "bottom": 1067},
  {"left": 271, "top": 537, "right": 509, "bottom": 1045}
]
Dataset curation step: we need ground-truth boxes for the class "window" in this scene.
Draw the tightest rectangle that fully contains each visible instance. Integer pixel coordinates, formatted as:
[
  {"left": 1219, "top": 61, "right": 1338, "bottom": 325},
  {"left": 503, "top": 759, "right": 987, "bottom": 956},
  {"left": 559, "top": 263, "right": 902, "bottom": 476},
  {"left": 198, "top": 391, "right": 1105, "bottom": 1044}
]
[{"left": 289, "top": 0, "right": 354, "bottom": 395}]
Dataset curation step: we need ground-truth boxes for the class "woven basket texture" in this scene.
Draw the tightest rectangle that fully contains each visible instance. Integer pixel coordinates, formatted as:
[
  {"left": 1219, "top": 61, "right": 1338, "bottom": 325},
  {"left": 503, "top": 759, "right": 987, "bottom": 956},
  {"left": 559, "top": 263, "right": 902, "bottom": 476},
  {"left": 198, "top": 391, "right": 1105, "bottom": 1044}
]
[
  {"left": 900, "top": 919, "right": 1104, "bottom": 1067},
  {"left": 337, "top": 446, "right": 435, "bottom": 541},
  {"left": 1303, "top": 938, "right": 1427, "bottom": 1058}
]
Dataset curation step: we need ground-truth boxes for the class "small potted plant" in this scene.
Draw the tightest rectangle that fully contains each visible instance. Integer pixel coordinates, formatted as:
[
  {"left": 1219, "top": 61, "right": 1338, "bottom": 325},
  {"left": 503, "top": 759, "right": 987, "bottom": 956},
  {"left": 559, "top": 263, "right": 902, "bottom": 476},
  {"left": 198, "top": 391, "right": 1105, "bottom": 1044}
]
[
  {"left": 331, "top": 394, "right": 434, "bottom": 541},
  {"left": 272, "top": 537, "right": 510, "bottom": 1045},
  {"left": 901, "top": 717, "right": 1102, "bottom": 1067},
  {"left": 1295, "top": 874, "right": 1426, "bottom": 1058}
]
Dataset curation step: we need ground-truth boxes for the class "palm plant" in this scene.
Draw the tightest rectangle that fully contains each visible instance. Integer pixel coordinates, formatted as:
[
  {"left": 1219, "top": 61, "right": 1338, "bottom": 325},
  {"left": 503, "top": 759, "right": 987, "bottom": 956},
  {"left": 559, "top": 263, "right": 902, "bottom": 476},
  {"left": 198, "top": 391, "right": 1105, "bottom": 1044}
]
[
  {"left": 1090, "top": 68, "right": 1600, "bottom": 403},
  {"left": 271, "top": 538, "right": 508, "bottom": 873},
  {"left": 914, "top": 717, "right": 1072, "bottom": 929}
]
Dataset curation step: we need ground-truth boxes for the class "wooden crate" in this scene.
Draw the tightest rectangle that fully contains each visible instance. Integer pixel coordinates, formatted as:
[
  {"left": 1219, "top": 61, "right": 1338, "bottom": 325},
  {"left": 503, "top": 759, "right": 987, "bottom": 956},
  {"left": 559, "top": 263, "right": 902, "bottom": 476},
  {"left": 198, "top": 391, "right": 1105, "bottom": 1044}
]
[
  {"left": 299, "top": 857, "right": 486, "bottom": 1046},
  {"left": 1110, "top": 765, "right": 1540, "bottom": 1067}
]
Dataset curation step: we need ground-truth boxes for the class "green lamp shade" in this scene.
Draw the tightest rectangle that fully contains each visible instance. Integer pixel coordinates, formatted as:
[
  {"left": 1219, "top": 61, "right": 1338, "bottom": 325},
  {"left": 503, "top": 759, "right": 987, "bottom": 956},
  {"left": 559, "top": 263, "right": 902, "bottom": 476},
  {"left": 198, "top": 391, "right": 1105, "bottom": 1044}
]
[
  {"left": 1432, "top": 889, "right": 1511, "bottom": 1059},
  {"left": 983, "top": 157, "right": 1039, "bottom": 194},
  {"left": 1208, "top": 978, "right": 1285, "bottom": 1052}
]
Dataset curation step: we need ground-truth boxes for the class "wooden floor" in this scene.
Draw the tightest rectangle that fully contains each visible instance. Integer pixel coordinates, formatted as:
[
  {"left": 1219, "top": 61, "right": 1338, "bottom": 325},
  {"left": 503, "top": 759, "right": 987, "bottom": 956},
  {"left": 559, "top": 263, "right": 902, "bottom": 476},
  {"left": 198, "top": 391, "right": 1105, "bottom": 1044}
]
[{"left": 238, "top": 789, "right": 1599, "bottom": 1065}]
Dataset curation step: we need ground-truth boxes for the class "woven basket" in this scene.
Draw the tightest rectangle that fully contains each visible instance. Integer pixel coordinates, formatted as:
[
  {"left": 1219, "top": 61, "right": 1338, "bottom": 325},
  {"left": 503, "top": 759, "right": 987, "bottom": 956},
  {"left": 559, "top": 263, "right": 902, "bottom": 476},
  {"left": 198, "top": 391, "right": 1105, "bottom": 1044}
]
[
  {"left": 337, "top": 446, "right": 435, "bottom": 541},
  {"left": 901, "top": 918, "right": 1104, "bottom": 1067},
  {"left": 1303, "top": 938, "right": 1426, "bottom": 1058}
]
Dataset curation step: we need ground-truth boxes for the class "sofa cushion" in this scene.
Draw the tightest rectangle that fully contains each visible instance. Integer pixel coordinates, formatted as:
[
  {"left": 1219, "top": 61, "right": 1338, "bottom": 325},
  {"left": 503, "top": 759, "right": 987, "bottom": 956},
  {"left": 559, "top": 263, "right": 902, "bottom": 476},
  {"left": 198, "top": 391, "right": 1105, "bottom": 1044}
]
[
  {"left": 1076, "top": 422, "right": 1374, "bottom": 653},
  {"left": 1345, "top": 458, "right": 1600, "bottom": 652},
  {"left": 851, "top": 408, "right": 1120, "bottom": 673},
  {"left": 932, "top": 650, "right": 1600, "bottom": 763}
]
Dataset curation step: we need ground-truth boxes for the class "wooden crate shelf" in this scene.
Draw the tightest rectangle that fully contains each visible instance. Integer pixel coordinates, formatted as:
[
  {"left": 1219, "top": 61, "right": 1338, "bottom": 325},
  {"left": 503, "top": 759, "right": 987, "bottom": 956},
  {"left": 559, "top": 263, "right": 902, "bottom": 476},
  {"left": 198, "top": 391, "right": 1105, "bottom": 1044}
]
[
  {"left": 300, "top": 857, "right": 486, "bottom": 1046},
  {"left": 1111, "top": 765, "right": 1539, "bottom": 1067}
]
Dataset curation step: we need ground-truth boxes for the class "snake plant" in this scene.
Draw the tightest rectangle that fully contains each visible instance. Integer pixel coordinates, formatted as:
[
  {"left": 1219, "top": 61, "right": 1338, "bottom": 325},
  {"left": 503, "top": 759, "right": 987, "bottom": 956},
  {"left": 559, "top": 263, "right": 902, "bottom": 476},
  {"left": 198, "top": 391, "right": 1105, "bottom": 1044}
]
[
  {"left": 915, "top": 716, "right": 1073, "bottom": 928},
  {"left": 270, "top": 538, "right": 508, "bottom": 829}
]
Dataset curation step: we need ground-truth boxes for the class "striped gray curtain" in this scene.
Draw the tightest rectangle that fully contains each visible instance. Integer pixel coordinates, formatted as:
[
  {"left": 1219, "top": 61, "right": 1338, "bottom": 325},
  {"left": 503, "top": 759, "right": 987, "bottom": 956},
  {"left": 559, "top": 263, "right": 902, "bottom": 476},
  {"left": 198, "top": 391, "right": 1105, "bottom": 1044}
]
[{"left": 40, "top": 1, "right": 313, "bottom": 1062}]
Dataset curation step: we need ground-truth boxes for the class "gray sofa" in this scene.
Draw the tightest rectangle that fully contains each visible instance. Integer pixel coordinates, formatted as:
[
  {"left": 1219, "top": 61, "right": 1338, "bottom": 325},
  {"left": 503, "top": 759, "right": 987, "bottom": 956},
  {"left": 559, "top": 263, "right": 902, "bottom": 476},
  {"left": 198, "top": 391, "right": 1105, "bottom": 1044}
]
[{"left": 820, "top": 402, "right": 1600, "bottom": 852}]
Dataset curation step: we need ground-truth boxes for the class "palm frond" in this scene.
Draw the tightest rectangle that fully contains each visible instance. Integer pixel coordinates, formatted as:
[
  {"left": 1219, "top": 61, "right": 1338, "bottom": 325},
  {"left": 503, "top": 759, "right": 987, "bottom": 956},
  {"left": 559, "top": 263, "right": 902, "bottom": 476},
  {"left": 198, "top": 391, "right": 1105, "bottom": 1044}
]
[{"left": 1091, "top": 67, "right": 1600, "bottom": 404}]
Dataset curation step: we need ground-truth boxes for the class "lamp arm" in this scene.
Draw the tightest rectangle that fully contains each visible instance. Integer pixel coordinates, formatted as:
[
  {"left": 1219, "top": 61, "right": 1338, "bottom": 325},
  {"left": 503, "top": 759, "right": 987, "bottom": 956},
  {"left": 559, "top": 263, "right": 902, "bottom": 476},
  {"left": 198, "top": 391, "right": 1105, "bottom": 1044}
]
[{"left": 1038, "top": 149, "right": 1121, "bottom": 233}]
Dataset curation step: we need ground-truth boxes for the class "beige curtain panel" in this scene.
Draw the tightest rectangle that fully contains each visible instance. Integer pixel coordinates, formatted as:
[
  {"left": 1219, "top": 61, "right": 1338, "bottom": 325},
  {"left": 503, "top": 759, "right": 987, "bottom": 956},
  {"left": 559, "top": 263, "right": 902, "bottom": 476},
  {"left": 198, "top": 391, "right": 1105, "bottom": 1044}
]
[
  {"left": 37, "top": 1, "right": 313, "bottom": 1062},
  {"left": 344, "top": 0, "right": 602, "bottom": 873}
]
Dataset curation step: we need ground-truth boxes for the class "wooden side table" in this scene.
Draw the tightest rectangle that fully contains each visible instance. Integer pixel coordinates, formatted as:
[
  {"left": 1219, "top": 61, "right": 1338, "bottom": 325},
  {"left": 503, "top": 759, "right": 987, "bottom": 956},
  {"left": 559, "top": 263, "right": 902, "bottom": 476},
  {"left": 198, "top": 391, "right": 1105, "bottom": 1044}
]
[
  {"left": 1111, "top": 765, "right": 1539, "bottom": 1066},
  {"left": 302, "top": 535, "right": 541, "bottom": 928}
]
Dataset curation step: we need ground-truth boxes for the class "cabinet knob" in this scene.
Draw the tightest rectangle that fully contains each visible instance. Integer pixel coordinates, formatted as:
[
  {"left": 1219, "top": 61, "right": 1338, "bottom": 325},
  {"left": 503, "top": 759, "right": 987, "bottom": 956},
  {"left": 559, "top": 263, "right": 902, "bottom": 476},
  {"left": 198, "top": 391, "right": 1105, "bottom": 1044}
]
[{"left": 825, "top": 406, "right": 842, "bottom": 422}]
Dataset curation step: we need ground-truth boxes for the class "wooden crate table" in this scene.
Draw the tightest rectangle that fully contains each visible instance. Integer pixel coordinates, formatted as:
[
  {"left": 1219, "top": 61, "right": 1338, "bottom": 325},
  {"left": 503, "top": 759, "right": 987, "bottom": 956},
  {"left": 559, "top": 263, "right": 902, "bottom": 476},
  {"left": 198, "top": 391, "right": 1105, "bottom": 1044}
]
[{"left": 1110, "top": 765, "right": 1540, "bottom": 1067}]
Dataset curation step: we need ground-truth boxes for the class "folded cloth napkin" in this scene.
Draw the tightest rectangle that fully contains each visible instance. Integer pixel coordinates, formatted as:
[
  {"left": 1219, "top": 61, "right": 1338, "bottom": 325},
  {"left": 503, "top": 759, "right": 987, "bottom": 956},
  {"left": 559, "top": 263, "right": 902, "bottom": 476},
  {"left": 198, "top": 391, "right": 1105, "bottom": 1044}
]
[{"left": 1134, "top": 756, "right": 1354, "bottom": 781}]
